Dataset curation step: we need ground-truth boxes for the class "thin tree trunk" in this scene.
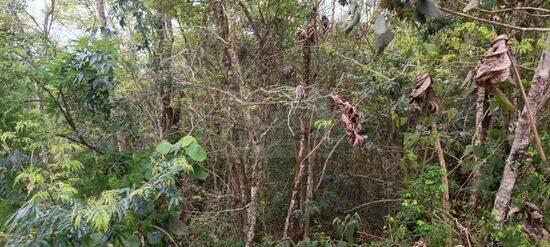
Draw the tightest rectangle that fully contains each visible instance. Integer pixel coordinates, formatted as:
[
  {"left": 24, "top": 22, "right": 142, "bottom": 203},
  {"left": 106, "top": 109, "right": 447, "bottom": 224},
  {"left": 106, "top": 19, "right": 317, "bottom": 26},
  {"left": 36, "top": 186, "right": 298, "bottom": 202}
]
[
  {"left": 468, "top": 87, "right": 488, "bottom": 206},
  {"left": 283, "top": 1, "right": 318, "bottom": 240},
  {"left": 222, "top": 1, "right": 262, "bottom": 245},
  {"left": 432, "top": 124, "right": 450, "bottom": 215},
  {"left": 283, "top": 118, "right": 309, "bottom": 239},
  {"left": 303, "top": 129, "right": 316, "bottom": 238},
  {"left": 433, "top": 125, "right": 451, "bottom": 247},
  {"left": 95, "top": 0, "right": 108, "bottom": 35},
  {"left": 492, "top": 44, "right": 550, "bottom": 225}
]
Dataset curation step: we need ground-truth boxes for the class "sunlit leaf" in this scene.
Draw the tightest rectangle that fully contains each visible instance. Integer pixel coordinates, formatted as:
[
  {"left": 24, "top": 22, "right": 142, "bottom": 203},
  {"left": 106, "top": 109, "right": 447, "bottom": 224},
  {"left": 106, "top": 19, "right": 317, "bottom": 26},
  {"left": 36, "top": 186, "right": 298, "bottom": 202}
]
[
  {"left": 156, "top": 141, "right": 172, "bottom": 155},
  {"left": 185, "top": 142, "right": 207, "bottom": 162}
]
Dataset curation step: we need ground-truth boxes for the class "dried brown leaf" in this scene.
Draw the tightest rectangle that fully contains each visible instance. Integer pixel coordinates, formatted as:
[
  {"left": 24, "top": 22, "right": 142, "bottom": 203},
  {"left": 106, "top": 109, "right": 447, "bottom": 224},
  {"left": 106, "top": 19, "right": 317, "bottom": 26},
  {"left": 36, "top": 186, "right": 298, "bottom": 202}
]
[
  {"left": 410, "top": 73, "right": 432, "bottom": 99},
  {"left": 330, "top": 94, "right": 367, "bottom": 147},
  {"left": 474, "top": 34, "right": 511, "bottom": 87},
  {"left": 282, "top": 65, "right": 294, "bottom": 78}
]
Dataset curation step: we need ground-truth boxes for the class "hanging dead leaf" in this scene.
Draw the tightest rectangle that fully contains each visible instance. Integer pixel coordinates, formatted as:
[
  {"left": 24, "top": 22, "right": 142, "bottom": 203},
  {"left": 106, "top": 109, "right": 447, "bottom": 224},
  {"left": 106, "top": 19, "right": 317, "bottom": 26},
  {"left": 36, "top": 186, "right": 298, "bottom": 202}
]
[
  {"left": 474, "top": 34, "right": 511, "bottom": 87},
  {"left": 282, "top": 65, "right": 294, "bottom": 78},
  {"left": 296, "top": 85, "right": 307, "bottom": 102},
  {"left": 492, "top": 87, "right": 517, "bottom": 112},
  {"left": 463, "top": 0, "right": 480, "bottom": 12},
  {"left": 416, "top": 0, "right": 444, "bottom": 19},
  {"left": 297, "top": 26, "right": 316, "bottom": 44},
  {"left": 507, "top": 202, "right": 550, "bottom": 242},
  {"left": 374, "top": 14, "right": 394, "bottom": 58},
  {"left": 330, "top": 94, "right": 367, "bottom": 147},
  {"left": 344, "top": 3, "right": 361, "bottom": 34},
  {"left": 338, "top": 0, "right": 348, "bottom": 6},
  {"left": 408, "top": 74, "right": 438, "bottom": 130},
  {"left": 410, "top": 73, "right": 432, "bottom": 99},
  {"left": 321, "top": 15, "right": 329, "bottom": 33}
]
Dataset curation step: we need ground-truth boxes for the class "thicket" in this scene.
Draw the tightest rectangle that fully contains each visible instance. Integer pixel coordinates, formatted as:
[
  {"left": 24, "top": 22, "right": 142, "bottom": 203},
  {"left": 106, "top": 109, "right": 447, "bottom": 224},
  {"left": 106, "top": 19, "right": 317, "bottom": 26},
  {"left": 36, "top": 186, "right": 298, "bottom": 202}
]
[{"left": 0, "top": 0, "right": 548, "bottom": 246}]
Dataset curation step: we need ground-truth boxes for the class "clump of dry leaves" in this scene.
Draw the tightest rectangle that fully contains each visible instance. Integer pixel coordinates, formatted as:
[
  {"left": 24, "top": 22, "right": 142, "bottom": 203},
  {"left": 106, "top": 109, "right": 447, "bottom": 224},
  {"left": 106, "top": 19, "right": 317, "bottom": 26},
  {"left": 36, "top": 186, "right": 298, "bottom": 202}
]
[
  {"left": 296, "top": 26, "right": 316, "bottom": 45},
  {"left": 408, "top": 73, "right": 438, "bottom": 129},
  {"left": 282, "top": 65, "right": 294, "bottom": 78},
  {"left": 474, "top": 34, "right": 511, "bottom": 87},
  {"left": 295, "top": 85, "right": 306, "bottom": 102},
  {"left": 330, "top": 94, "right": 367, "bottom": 147},
  {"left": 507, "top": 202, "right": 549, "bottom": 242}
]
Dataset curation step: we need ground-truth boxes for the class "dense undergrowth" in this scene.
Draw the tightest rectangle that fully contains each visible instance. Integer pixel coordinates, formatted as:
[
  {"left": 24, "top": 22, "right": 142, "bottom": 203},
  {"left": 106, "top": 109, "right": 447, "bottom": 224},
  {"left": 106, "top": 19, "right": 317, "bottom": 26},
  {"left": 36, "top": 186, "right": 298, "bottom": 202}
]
[{"left": 0, "top": 0, "right": 549, "bottom": 246}]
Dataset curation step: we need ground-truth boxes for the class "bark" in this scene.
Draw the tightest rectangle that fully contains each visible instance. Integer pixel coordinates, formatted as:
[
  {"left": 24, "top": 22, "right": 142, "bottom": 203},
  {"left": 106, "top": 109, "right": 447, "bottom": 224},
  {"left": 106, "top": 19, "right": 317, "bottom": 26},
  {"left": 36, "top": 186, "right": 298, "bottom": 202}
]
[
  {"left": 283, "top": 1, "right": 318, "bottom": 240},
  {"left": 222, "top": 2, "right": 263, "bottom": 246},
  {"left": 283, "top": 118, "right": 309, "bottom": 239},
  {"left": 433, "top": 125, "right": 452, "bottom": 247},
  {"left": 434, "top": 131, "right": 450, "bottom": 214},
  {"left": 492, "top": 45, "right": 550, "bottom": 225},
  {"left": 151, "top": 13, "right": 179, "bottom": 141},
  {"left": 95, "top": 0, "right": 109, "bottom": 35},
  {"left": 303, "top": 132, "right": 316, "bottom": 238},
  {"left": 468, "top": 86, "right": 489, "bottom": 206}
]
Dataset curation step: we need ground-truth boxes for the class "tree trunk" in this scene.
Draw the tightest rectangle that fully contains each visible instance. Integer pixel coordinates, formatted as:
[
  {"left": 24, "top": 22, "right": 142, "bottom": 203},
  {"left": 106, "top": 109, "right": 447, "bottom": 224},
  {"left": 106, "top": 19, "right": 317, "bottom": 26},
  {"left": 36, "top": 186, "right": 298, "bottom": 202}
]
[
  {"left": 468, "top": 86, "right": 489, "bottom": 206},
  {"left": 492, "top": 44, "right": 549, "bottom": 225},
  {"left": 222, "top": 1, "right": 263, "bottom": 245},
  {"left": 283, "top": 1, "right": 318, "bottom": 240}
]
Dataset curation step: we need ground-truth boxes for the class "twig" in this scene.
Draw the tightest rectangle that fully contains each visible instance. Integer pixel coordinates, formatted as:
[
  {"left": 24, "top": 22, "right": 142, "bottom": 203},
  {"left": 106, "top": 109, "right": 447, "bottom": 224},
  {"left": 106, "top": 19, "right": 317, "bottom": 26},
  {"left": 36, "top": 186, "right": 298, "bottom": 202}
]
[
  {"left": 345, "top": 199, "right": 401, "bottom": 213},
  {"left": 151, "top": 225, "right": 179, "bottom": 247},
  {"left": 508, "top": 51, "right": 547, "bottom": 164},
  {"left": 439, "top": 6, "right": 550, "bottom": 32},
  {"left": 315, "top": 134, "right": 345, "bottom": 192}
]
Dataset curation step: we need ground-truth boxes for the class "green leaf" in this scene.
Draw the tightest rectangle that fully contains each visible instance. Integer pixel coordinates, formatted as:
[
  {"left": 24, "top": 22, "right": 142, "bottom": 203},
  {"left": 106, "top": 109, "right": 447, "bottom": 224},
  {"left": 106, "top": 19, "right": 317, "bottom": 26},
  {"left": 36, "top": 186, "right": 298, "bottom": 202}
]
[
  {"left": 168, "top": 218, "right": 187, "bottom": 236},
  {"left": 185, "top": 142, "right": 207, "bottom": 162},
  {"left": 492, "top": 87, "right": 517, "bottom": 113},
  {"left": 173, "top": 157, "right": 193, "bottom": 173},
  {"left": 123, "top": 234, "right": 141, "bottom": 247},
  {"left": 156, "top": 141, "right": 172, "bottom": 155},
  {"left": 147, "top": 231, "right": 164, "bottom": 245},
  {"left": 424, "top": 43, "right": 439, "bottom": 58},
  {"left": 192, "top": 164, "right": 208, "bottom": 180},
  {"left": 179, "top": 135, "right": 195, "bottom": 147}
]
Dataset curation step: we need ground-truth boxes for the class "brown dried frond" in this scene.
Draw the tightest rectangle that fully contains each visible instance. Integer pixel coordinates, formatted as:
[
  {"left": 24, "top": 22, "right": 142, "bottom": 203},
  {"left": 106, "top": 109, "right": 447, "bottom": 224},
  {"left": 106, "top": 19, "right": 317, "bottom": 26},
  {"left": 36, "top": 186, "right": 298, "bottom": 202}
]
[
  {"left": 474, "top": 34, "right": 511, "bottom": 87},
  {"left": 330, "top": 94, "right": 367, "bottom": 147}
]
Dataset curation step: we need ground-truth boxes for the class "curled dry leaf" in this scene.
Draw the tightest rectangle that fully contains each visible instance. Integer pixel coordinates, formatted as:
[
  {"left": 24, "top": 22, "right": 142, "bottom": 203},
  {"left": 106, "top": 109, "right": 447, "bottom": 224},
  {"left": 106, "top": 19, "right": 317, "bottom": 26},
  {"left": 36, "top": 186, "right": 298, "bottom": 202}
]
[
  {"left": 297, "top": 26, "right": 316, "bottom": 45},
  {"left": 344, "top": 3, "right": 361, "bottom": 34},
  {"left": 507, "top": 202, "right": 549, "bottom": 242},
  {"left": 282, "top": 65, "right": 294, "bottom": 78},
  {"left": 295, "top": 85, "right": 307, "bottom": 102},
  {"left": 412, "top": 239, "right": 427, "bottom": 247},
  {"left": 321, "top": 15, "right": 329, "bottom": 33},
  {"left": 374, "top": 14, "right": 394, "bottom": 58},
  {"left": 474, "top": 34, "right": 511, "bottom": 87},
  {"left": 410, "top": 73, "right": 432, "bottom": 99},
  {"left": 330, "top": 94, "right": 367, "bottom": 147},
  {"left": 408, "top": 73, "right": 438, "bottom": 129}
]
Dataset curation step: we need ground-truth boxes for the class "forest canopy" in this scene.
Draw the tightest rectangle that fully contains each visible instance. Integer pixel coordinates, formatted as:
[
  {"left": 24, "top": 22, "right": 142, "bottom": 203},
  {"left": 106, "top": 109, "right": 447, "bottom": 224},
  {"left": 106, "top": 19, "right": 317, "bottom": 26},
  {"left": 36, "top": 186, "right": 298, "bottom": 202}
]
[{"left": 0, "top": 0, "right": 549, "bottom": 246}]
